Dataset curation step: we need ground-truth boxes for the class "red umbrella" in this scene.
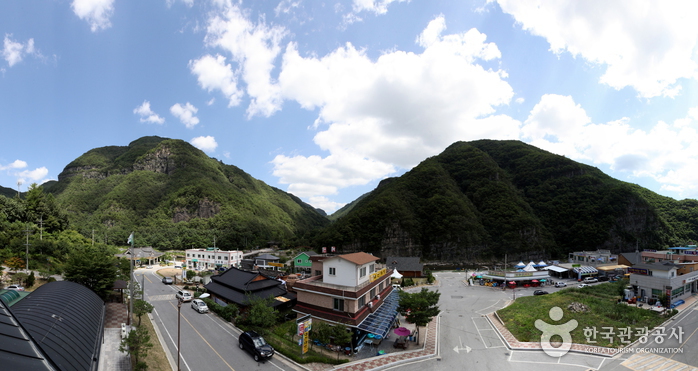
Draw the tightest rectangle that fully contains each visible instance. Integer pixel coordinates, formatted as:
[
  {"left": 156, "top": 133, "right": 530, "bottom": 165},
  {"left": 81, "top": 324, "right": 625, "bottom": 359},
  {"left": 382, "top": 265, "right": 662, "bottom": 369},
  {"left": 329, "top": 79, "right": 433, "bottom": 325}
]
[{"left": 394, "top": 327, "right": 411, "bottom": 337}]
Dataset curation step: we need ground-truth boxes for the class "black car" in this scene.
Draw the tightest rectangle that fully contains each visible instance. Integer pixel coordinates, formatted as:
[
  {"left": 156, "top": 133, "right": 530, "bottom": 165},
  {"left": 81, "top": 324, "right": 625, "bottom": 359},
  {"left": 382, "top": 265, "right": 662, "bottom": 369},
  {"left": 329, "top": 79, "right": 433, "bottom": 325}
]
[
  {"left": 239, "top": 331, "right": 274, "bottom": 362},
  {"left": 598, "top": 276, "right": 610, "bottom": 282},
  {"left": 162, "top": 276, "right": 173, "bottom": 284},
  {"left": 533, "top": 290, "right": 548, "bottom": 296}
]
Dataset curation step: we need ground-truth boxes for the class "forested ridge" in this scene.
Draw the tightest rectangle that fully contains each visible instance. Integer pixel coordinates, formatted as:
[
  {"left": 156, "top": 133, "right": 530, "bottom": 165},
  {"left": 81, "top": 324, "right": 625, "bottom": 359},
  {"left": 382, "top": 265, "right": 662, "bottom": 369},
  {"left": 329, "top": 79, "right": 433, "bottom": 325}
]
[
  {"left": 315, "top": 140, "right": 692, "bottom": 262},
  {"left": 2, "top": 138, "right": 697, "bottom": 270}
]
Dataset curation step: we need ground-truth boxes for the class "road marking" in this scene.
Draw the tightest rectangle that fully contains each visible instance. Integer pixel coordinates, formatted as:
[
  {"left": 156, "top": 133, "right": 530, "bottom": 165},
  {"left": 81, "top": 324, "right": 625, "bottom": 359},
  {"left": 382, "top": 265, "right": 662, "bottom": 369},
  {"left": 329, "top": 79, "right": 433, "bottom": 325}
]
[
  {"left": 152, "top": 308, "right": 192, "bottom": 371},
  {"left": 471, "top": 317, "right": 505, "bottom": 349},
  {"left": 148, "top": 294, "right": 175, "bottom": 302},
  {"left": 168, "top": 301, "right": 237, "bottom": 371},
  {"left": 621, "top": 353, "right": 698, "bottom": 371},
  {"left": 453, "top": 336, "right": 472, "bottom": 353}
]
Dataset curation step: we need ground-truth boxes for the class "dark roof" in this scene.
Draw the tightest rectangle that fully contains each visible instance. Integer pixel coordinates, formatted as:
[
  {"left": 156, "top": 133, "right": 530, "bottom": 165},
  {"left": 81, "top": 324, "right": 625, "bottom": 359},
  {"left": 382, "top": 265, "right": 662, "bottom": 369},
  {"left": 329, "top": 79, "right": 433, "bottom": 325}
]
[
  {"left": 115, "top": 246, "right": 163, "bottom": 259},
  {"left": 205, "top": 267, "right": 294, "bottom": 307},
  {"left": 1, "top": 281, "right": 105, "bottom": 371},
  {"left": 619, "top": 252, "right": 642, "bottom": 265},
  {"left": 632, "top": 262, "right": 680, "bottom": 271},
  {"left": 255, "top": 254, "right": 280, "bottom": 261},
  {"left": 385, "top": 257, "right": 424, "bottom": 272},
  {"left": 0, "top": 296, "right": 57, "bottom": 370}
]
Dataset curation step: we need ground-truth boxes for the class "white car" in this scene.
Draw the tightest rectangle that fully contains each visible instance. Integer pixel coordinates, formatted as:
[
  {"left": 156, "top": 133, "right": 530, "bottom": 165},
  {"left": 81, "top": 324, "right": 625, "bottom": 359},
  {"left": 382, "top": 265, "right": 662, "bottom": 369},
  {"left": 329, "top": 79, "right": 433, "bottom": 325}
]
[
  {"left": 578, "top": 283, "right": 590, "bottom": 288},
  {"left": 6, "top": 285, "right": 24, "bottom": 291},
  {"left": 191, "top": 299, "right": 209, "bottom": 313},
  {"left": 554, "top": 282, "right": 567, "bottom": 288},
  {"left": 176, "top": 290, "right": 193, "bottom": 302}
]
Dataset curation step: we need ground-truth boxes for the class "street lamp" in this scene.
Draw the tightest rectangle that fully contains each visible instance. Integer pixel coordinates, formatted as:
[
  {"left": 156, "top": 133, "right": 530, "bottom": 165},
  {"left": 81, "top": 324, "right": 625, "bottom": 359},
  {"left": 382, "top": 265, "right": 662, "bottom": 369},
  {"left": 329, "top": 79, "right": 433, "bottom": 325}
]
[{"left": 177, "top": 297, "right": 182, "bottom": 371}]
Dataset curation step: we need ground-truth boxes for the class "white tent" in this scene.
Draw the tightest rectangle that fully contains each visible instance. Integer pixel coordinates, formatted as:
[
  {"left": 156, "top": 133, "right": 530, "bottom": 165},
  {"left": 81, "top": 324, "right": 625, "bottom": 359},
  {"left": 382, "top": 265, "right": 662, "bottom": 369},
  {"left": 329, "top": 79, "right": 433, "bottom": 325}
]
[
  {"left": 523, "top": 262, "right": 537, "bottom": 272},
  {"left": 391, "top": 270, "right": 403, "bottom": 279}
]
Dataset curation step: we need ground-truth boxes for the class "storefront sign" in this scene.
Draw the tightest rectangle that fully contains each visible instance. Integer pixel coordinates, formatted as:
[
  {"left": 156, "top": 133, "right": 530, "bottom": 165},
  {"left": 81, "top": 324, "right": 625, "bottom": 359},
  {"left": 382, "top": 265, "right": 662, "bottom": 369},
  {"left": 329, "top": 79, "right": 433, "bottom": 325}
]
[
  {"left": 370, "top": 268, "right": 387, "bottom": 282},
  {"left": 628, "top": 267, "right": 650, "bottom": 275},
  {"left": 268, "top": 262, "right": 285, "bottom": 267}
]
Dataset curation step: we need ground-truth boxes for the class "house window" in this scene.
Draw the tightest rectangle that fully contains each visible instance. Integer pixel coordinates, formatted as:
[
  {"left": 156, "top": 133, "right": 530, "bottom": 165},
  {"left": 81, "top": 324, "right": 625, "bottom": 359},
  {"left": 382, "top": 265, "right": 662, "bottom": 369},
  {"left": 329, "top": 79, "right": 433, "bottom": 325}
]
[
  {"left": 297, "top": 259, "right": 302, "bottom": 264},
  {"left": 333, "top": 298, "right": 344, "bottom": 311},
  {"left": 370, "top": 288, "right": 376, "bottom": 298},
  {"left": 329, "top": 267, "right": 336, "bottom": 276},
  {"left": 315, "top": 270, "right": 322, "bottom": 276},
  {"left": 379, "top": 282, "right": 383, "bottom": 291},
  {"left": 360, "top": 267, "right": 367, "bottom": 278},
  {"left": 370, "top": 264, "right": 375, "bottom": 273},
  {"left": 358, "top": 295, "right": 365, "bottom": 307}
]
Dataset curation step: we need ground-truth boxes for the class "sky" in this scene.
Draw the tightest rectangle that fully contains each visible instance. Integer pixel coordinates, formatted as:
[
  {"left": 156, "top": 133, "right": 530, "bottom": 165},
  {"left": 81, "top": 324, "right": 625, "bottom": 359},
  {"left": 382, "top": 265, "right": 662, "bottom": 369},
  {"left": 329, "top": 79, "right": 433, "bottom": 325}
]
[{"left": 1, "top": 0, "right": 698, "bottom": 214}]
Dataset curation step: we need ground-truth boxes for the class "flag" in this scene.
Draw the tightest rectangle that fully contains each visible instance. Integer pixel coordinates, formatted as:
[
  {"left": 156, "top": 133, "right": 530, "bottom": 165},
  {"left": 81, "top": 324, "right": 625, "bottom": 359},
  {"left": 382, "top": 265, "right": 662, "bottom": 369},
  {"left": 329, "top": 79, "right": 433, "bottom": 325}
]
[{"left": 127, "top": 232, "right": 134, "bottom": 244}]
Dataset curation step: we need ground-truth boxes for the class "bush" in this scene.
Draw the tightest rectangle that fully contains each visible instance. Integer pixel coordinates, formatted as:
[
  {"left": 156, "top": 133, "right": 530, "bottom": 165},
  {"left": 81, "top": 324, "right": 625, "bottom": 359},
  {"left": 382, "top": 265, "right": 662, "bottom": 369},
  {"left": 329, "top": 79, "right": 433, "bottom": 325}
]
[
  {"left": 402, "top": 278, "right": 414, "bottom": 287},
  {"left": 25, "top": 272, "right": 35, "bottom": 288}
]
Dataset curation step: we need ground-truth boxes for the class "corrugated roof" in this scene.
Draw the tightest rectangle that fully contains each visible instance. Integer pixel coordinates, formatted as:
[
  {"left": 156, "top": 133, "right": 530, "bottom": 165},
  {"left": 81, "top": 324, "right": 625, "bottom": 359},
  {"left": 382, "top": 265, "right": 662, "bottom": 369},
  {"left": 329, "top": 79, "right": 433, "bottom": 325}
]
[
  {"left": 1, "top": 281, "right": 104, "bottom": 371},
  {"left": 0, "top": 296, "right": 57, "bottom": 370},
  {"left": 338, "top": 252, "right": 379, "bottom": 266},
  {"left": 385, "top": 257, "right": 423, "bottom": 272}
]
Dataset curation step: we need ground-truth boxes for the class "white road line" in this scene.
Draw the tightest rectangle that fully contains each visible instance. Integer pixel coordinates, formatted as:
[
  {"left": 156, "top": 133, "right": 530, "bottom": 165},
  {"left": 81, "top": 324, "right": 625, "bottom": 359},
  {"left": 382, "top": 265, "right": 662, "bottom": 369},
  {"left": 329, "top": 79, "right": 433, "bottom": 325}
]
[{"left": 152, "top": 308, "right": 192, "bottom": 371}]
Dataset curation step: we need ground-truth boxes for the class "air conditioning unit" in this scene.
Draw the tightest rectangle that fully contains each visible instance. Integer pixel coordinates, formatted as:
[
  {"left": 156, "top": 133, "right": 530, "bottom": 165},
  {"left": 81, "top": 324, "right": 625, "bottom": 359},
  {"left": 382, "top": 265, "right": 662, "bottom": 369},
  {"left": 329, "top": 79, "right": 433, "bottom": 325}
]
[
  {"left": 368, "top": 302, "right": 373, "bottom": 308},
  {"left": 376, "top": 294, "right": 381, "bottom": 300}
]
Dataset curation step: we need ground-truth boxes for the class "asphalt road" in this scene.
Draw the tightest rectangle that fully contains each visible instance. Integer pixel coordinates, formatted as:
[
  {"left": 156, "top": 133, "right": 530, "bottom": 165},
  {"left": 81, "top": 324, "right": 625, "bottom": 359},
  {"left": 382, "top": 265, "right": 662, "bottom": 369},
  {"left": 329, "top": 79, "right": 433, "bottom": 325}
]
[{"left": 135, "top": 268, "right": 303, "bottom": 371}]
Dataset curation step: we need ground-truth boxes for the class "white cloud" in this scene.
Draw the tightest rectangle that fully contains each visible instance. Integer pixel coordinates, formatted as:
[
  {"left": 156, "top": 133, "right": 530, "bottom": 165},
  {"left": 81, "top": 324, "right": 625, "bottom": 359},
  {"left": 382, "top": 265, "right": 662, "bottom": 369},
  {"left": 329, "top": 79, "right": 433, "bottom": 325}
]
[
  {"left": 200, "top": 5, "right": 287, "bottom": 117},
  {"left": 133, "top": 101, "right": 165, "bottom": 124},
  {"left": 521, "top": 96, "right": 698, "bottom": 199},
  {"left": 0, "top": 159, "right": 27, "bottom": 171},
  {"left": 190, "top": 136, "right": 218, "bottom": 153},
  {"left": 352, "top": 0, "right": 409, "bottom": 15},
  {"left": 189, "top": 54, "right": 243, "bottom": 107},
  {"left": 494, "top": 0, "right": 698, "bottom": 98},
  {"left": 170, "top": 102, "right": 200, "bottom": 129},
  {"left": 71, "top": 0, "right": 115, "bottom": 32},
  {"left": 273, "top": 16, "right": 516, "bottom": 209},
  {"left": 17, "top": 167, "right": 49, "bottom": 184},
  {"left": 3, "top": 35, "right": 37, "bottom": 67}
]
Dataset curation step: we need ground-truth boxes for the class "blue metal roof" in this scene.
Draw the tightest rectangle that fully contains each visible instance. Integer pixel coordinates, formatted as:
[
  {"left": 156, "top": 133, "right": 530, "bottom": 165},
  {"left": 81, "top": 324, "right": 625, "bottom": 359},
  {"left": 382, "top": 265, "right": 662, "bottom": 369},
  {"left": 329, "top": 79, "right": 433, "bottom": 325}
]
[{"left": 357, "top": 289, "right": 400, "bottom": 339}]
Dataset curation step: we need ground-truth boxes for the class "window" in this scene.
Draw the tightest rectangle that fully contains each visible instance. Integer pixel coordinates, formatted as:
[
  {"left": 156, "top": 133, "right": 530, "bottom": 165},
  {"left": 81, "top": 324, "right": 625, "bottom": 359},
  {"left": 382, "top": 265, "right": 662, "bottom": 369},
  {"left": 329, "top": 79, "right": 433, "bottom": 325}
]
[
  {"left": 370, "top": 264, "right": 375, "bottom": 273},
  {"left": 297, "top": 259, "right": 302, "bottom": 264},
  {"left": 315, "top": 270, "right": 322, "bottom": 276},
  {"left": 333, "top": 298, "right": 344, "bottom": 311},
  {"left": 360, "top": 267, "right": 367, "bottom": 278},
  {"left": 370, "top": 288, "right": 376, "bottom": 298},
  {"left": 379, "top": 282, "right": 383, "bottom": 291},
  {"left": 329, "top": 267, "right": 336, "bottom": 276},
  {"left": 358, "top": 295, "right": 365, "bottom": 307}
]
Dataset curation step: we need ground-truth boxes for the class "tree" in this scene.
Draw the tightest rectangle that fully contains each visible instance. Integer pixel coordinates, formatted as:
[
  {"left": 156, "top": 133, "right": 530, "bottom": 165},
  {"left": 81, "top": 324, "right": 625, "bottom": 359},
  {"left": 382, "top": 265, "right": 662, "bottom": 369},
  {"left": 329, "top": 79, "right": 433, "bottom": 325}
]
[
  {"left": 186, "top": 269, "right": 196, "bottom": 281},
  {"left": 243, "top": 296, "right": 277, "bottom": 330},
  {"left": 397, "top": 288, "right": 441, "bottom": 344},
  {"left": 134, "top": 299, "right": 154, "bottom": 327},
  {"left": 64, "top": 245, "right": 118, "bottom": 300},
  {"left": 25, "top": 271, "right": 35, "bottom": 288},
  {"left": 4, "top": 256, "right": 24, "bottom": 272},
  {"left": 119, "top": 326, "right": 153, "bottom": 371}
]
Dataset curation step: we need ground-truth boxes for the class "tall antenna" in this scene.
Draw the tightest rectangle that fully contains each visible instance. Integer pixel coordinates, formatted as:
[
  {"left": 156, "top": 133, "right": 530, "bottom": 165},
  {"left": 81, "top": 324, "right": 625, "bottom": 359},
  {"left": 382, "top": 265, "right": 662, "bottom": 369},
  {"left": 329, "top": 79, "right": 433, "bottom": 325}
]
[{"left": 17, "top": 180, "right": 22, "bottom": 198}]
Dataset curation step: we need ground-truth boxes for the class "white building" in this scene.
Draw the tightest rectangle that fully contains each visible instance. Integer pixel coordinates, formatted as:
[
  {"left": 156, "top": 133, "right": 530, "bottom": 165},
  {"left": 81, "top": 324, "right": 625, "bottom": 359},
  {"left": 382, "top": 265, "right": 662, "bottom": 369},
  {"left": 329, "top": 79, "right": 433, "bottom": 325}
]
[{"left": 185, "top": 248, "right": 243, "bottom": 271}]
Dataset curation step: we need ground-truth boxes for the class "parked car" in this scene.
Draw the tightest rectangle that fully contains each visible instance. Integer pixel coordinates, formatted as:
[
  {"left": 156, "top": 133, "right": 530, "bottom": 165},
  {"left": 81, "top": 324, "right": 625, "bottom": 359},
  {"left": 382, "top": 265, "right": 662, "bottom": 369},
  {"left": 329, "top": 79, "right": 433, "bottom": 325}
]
[
  {"left": 6, "top": 285, "right": 24, "bottom": 291},
  {"left": 583, "top": 277, "right": 598, "bottom": 283},
  {"left": 162, "top": 276, "right": 173, "bottom": 284},
  {"left": 239, "top": 331, "right": 274, "bottom": 362},
  {"left": 191, "top": 299, "right": 208, "bottom": 313},
  {"left": 176, "top": 290, "right": 192, "bottom": 302},
  {"left": 598, "top": 276, "right": 610, "bottom": 282},
  {"left": 554, "top": 282, "right": 567, "bottom": 288},
  {"left": 578, "top": 283, "right": 590, "bottom": 288},
  {"left": 533, "top": 290, "right": 548, "bottom": 296}
]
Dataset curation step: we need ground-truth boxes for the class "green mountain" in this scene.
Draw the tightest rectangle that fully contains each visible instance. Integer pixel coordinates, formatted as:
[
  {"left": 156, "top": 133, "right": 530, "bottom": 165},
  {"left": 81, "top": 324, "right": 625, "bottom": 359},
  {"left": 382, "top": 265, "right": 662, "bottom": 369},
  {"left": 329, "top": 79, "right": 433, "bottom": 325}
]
[
  {"left": 44, "top": 136, "right": 329, "bottom": 249},
  {"left": 316, "top": 140, "right": 690, "bottom": 262},
  {"left": 0, "top": 185, "right": 16, "bottom": 198}
]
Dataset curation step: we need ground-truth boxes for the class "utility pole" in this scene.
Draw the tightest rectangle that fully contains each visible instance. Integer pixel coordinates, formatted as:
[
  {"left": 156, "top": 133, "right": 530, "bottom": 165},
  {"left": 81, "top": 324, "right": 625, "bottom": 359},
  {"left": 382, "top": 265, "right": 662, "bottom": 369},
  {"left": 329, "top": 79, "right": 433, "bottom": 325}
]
[
  {"left": 24, "top": 224, "right": 32, "bottom": 271},
  {"left": 128, "top": 232, "right": 135, "bottom": 326},
  {"left": 16, "top": 180, "right": 21, "bottom": 198},
  {"left": 37, "top": 215, "right": 43, "bottom": 241}
]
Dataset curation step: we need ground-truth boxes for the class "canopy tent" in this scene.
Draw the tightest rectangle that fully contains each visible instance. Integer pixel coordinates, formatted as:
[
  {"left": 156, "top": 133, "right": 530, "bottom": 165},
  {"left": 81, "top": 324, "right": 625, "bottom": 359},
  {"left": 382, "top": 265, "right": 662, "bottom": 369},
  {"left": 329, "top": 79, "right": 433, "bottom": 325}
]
[
  {"left": 543, "top": 265, "right": 568, "bottom": 273},
  {"left": 523, "top": 262, "right": 537, "bottom": 272},
  {"left": 515, "top": 262, "right": 525, "bottom": 268},
  {"left": 390, "top": 270, "right": 403, "bottom": 279},
  {"left": 537, "top": 261, "right": 547, "bottom": 267}
]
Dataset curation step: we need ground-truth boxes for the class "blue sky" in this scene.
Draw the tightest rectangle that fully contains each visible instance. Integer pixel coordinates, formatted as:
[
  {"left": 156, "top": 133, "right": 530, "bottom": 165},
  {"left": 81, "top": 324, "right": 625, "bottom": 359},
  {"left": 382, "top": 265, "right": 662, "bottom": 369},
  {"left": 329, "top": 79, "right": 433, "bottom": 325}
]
[{"left": 1, "top": 0, "right": 697, "bottom": 214}]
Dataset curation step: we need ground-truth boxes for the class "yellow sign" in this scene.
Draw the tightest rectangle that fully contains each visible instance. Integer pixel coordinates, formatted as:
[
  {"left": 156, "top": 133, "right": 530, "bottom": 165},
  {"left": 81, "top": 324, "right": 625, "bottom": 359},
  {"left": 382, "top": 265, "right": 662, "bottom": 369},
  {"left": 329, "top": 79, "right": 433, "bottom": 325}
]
[
  {"left": 370, "top": 268, "right": 387, "bottom": 282},
  {"left": 302, "top": 331, "right": 310, "bottom": 354},
  {"left": 268, "top": 262, "right": 285, "bottom": 267}
]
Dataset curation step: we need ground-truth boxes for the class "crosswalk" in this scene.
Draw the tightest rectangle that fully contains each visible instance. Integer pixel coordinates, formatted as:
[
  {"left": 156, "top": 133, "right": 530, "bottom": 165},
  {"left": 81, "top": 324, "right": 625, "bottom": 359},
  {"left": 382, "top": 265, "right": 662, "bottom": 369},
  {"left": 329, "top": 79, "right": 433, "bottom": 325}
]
[
  {"left": 146, "top": 294, "right": 176, "bottom": 302},
  {"left": 621, "top": 353, "right": 697, "bottom": 371}
]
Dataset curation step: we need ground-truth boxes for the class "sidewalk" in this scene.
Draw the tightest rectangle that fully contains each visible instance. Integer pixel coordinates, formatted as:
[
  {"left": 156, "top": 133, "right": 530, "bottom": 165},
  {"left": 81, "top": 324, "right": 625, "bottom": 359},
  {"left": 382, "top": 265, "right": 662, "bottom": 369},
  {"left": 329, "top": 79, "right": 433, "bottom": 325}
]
[{"left": 98, "top": 303, "right": 131, "bottom": 370}]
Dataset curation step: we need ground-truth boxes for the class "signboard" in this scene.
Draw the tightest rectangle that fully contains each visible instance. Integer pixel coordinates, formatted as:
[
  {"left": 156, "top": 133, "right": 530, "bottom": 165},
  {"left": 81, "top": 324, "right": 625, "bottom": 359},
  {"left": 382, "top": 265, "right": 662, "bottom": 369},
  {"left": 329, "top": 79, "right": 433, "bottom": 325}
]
[
  {"left": 302, "top": 331, "right": 310, "bottom": 354},
  {"left": 628, "top": 267, "right": 650, "bottom": 275},
  {"left": 370, "top": 268, "right": 387, "bottom": 282},
  {"left": 322, "top": 247, "right": 327, "bottom": 253},
  {"left": 296, "top": 314, "right": 312, "bottom": 336},
  {"left": 572, "top": 264, "right": 581, "bottom": 268},
  {"left": 268, "top": 262, "right": 285, "bottom": 267},
  {"left": 684, "top": 250, "right": 698, "bottom": 255}
]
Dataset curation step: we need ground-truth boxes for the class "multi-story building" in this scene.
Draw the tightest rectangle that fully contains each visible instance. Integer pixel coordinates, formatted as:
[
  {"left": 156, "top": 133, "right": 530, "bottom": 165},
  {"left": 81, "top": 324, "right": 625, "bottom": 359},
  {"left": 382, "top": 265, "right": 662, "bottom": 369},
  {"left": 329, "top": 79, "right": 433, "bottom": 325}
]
[
  {"left": 629, "top": 261, "right": 698, "bottom": 306},
  {"left": 185, "top": 248, "right": 243, "bottom": 271},
  {"left": 293, "top": 252, "right": 398, "bottom": 346}
]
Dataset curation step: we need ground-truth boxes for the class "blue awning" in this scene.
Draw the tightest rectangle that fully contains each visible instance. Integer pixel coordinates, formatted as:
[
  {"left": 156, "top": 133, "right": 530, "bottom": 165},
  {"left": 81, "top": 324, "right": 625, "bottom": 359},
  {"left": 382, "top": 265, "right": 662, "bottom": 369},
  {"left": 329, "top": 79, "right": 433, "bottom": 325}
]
[
  {"left": 573, "top": 266, "right": 598, "bottom": 274},
  {"left": 357, "top": 289, "right": 400, "bottom": 339}
]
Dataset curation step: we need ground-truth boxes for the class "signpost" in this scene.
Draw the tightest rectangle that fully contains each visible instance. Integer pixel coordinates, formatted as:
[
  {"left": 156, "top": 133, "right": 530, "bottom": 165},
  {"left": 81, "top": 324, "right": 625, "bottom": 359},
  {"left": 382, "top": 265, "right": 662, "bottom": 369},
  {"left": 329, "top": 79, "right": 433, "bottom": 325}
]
[{"left": 296, "top": 314, "right": 312, "bottom": 354}]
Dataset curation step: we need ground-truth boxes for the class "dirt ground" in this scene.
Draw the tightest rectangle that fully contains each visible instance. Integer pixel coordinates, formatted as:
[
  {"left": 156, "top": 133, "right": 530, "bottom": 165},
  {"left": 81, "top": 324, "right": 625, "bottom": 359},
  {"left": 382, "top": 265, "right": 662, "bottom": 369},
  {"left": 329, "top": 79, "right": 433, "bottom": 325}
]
[{"left": 156, "top": 268, "right": 182, "bottom": 277}]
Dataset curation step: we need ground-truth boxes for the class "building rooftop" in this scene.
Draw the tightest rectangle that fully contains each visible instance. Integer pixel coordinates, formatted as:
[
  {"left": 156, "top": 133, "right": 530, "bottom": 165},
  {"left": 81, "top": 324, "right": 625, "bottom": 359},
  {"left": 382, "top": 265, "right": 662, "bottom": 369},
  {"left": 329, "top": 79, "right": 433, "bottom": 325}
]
[
  {"left": 336, "top": 252, "right": 379, "bottom": 266},
  {"left": 385, "top": 257, "right": 423, "bottom": 272}
]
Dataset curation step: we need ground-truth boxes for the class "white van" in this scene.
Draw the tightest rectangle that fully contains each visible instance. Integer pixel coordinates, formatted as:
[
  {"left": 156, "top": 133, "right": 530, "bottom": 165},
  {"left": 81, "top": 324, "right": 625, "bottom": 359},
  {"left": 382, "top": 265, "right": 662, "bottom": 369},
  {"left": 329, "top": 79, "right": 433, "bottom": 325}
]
[{"left": 583, "top": 277, "right": 598, "bottom": 283}]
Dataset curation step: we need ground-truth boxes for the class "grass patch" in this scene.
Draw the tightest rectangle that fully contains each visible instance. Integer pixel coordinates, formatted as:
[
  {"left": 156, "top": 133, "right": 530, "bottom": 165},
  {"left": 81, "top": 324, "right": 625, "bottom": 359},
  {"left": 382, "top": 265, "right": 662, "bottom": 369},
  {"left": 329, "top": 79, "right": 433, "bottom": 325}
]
[{"left": 497, "top": 281, "right": 674, "bottom": 348}]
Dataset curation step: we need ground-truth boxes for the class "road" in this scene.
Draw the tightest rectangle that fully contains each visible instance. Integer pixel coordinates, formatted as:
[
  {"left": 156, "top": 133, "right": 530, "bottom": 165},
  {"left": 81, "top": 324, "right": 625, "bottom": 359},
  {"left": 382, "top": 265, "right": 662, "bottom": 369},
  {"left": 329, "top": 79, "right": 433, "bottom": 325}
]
[{"left": 135, "top": 268, "right": 303, "bottom": 371}]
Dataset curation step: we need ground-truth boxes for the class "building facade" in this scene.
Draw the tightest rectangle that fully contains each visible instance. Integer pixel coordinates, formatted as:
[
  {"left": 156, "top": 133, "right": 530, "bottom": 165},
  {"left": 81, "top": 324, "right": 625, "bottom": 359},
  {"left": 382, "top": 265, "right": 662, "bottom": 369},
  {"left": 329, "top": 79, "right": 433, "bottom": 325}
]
[
  {"left": 629, "top": 261, "right": 698, "bottom": 306},
  {"left": 293, "top": 252, "right": 397, "bottom": 340},
  {"left": 292, "top": 251, "right": 317, "bottom": 274},
  {"left": 185, "top": 248, "right": 243, "bottom": 271}
]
